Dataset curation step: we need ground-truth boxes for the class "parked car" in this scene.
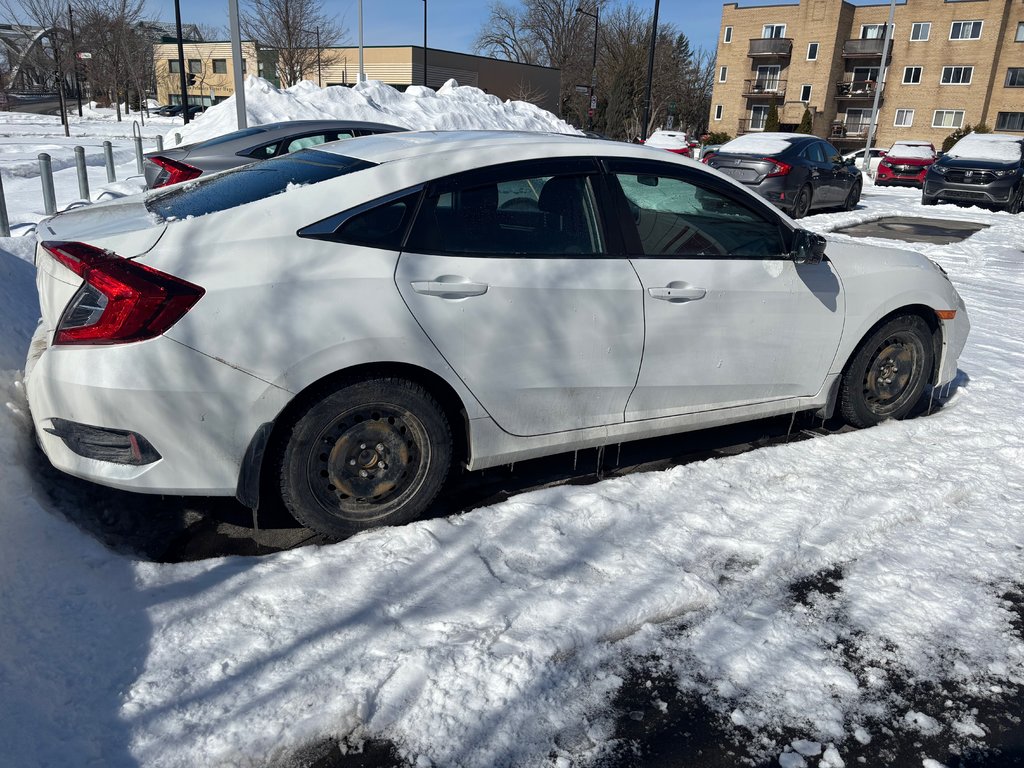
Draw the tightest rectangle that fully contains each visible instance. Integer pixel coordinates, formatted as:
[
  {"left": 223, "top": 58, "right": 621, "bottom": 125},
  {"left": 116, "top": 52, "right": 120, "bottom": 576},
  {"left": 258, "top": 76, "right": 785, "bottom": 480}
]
[
  {"left": 645, "top": 129, "right": 692, "bottom": 156},
  {"left": 923, "top": 132, "right": 1024, "bottom": 213},
  {"left": 183, "top": 105, "right": 205, "bottom": 118},
  {"left": 142, "top": 119, "right": 406, "bottom": 188},
  {"left": 26, "top": 131, "right": 969, "bottom": 539},
  {"left": 154, "top": 104, "right": 182, "bottom": 117},
  {"left": 875, "top": 141, "right": 936, "bottom": 187},
  {"left": 706, "top": 132, "right": 861, "bottom": 218},
  {"left": 699, "top": 144, "right": 723, "bottom": 162},
  {"left": 842, "top": 146, "right": 887, "bottom": 174}
]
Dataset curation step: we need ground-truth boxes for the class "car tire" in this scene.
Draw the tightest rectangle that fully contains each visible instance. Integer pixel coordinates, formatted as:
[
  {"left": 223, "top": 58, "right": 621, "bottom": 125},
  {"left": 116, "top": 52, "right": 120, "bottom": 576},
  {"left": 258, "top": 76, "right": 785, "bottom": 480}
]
[
  {"left": 279, "top": 377, "right": 452, "bottom": 539},
  {"left": 792, "top": 185, "right": 812, "bottom": 219},
  {"left": 921, "top": 194, "right": 937, "bottom": 206},
  {"left": 1008, "top": 186, "right": 1023, "bottom": 215},
  {"left": 843, "top": 181, "right": 862, "bottom": 211},
  {"left": 838, "top": 315, "right": 934, "bottom": 429}
]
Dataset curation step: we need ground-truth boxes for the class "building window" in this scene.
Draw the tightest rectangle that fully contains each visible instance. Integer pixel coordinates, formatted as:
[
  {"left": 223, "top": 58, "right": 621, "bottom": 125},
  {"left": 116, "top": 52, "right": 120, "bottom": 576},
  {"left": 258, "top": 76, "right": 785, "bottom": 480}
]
[
  {"left": 168, "top": 59, "right": 181, "bottom": 73},
  {"left": 933, "top": 109, "right": 965, "bottom": 128},
  {"left": 903, "top": 66, "right": 922, "bottom": 84},
  {"left": 894, "top": 109, "right": 915, "bottom": 127},
  {"left": 910, "top": 22, "right": 930, "bottom": 41},
  {"left": 995, "top": 112, "right": 1024, "bottom": 131},
  {"left": 941, "top": 66, "right": 973, "bottom": 85},
  {"left": 714, "top": 104, "right": 723, "bottom": 121},
  {"left": 188, "top": 59, "right": 202, "bottom": 74},
  {"left": 950, "top": 20, "right": 982, "bottom": 40},
  {"left": 800, "top": 84, "right": 812, "bottom": 102},
  {"left": 719, "top": 66, "right": 728, "bottom": 83},
  {"left": 724, "top": 26, "right": 732, "bottom": 43},
  {"left": 212, "top": 59, "right": 227, "bottom": 74},
  {"left": 762, "top": 24, "right": 786, "bottom": 38},
  {"left": 750, "top": 104, "right": 769, "bottom": 131},
  {"left": 1016, "top": 22, "right": 1024, "bottom": 42},
  {"left": 807, "top": 42, "right": 818, "bottom": 60},
  {"left": 1007, "top": 68, "right": 1024, "bottom": 87},
  {"left": 861, "top": 24, "right": 889, "bottom": 39}
]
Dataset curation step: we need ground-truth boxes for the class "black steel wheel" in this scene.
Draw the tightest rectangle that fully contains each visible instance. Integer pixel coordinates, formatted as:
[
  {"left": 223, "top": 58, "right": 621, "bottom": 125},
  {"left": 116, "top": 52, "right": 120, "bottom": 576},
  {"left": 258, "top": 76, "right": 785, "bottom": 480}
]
[
  {"left": 843, "top": 180, "right": 862, "bottom": 211},
  {"left": 792, "top": 185, "right": 812, "bottom": 219},
  {"left": 839, "top": 315, "right": 934, "bottom": 428},
  {"left": 280, "top": 378, "right": 452, "bottom": 539}
]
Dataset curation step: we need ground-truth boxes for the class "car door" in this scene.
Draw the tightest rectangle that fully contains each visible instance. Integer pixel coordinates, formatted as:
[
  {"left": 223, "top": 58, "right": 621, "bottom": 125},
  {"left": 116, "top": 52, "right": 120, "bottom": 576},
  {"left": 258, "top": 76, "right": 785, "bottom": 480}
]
[
  {"left": 395, "top": 158, "right": 645, "bottom": 437},
  {"left": 603, "top": 158, "right": 846, "bottom": 420},
  {"left": 821, "top": 140, "right": 854, "bottom": 199},
  {"left": 801, "top": 141, "right": 837, "bottom": 205}
]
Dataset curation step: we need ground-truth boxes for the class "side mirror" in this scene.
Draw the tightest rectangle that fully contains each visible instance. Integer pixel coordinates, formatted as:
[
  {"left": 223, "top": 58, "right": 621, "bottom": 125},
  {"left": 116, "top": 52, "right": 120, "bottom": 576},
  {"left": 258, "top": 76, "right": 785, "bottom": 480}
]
[
  {"left": 792, "top": 230, "right": 827, "bottom": 265},
  {"left": 844, "top": 157, "right": 857, "bottom": 167}
]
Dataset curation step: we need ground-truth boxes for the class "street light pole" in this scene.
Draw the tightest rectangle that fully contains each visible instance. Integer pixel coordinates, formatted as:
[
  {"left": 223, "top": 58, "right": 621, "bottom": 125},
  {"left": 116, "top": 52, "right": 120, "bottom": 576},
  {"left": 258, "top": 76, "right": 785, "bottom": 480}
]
[
  {"left": 863, "top": 0, "right": 896, "bottom": 177},
  {"left": 174, "top": 0, "right": 190, "bottom": 123},
  {"left": 575, "top": 4, "right": 599, "bottom": 130},
  {"left": 423, "top": 0, "right": 428, "bottom": 87},
  {"left": 316, "top": 25, "right": 322, "bottom": 87},
  {"left": 640, "top": 0, "right": 661, "bottom": 140},
  {"left": 67, "top": 2, "right": 82, "bottom": 116}
]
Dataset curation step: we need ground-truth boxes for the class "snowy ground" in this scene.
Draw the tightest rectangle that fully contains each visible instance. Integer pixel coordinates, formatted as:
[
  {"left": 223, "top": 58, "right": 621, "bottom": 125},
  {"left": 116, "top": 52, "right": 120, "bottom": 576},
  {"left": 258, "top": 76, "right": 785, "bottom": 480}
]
[{"left": 1, "top": 85, "right": 1023, "bottom": 768}]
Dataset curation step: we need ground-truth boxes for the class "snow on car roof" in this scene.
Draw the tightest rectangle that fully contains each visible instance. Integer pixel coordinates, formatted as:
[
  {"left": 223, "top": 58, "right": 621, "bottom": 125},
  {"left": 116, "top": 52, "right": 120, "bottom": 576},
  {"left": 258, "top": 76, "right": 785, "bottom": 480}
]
[
  {"left": 947, "top": 132, "right": 1024, "bottom": 163},
  {"left": 719, "top": 132, "right": 806, "bottom": 156}
]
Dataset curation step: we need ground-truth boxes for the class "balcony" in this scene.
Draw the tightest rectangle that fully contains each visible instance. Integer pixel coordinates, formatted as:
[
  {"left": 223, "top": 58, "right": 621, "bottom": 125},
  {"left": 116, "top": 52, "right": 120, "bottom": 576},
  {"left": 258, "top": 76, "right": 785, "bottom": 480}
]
[
  {"left": 842, "top": 38, "right": 887, "bottom": 58},
  {"left": 835, "top": 79, "right": 882, "bottom": 99},
  {"left": 747, "top": 38, "right": 793, "bottom": 58},
  {"left": 742, "top": 79, "right": 787, "bottom": 98},
  {"left": 830, "top": 120, "right": 872, "bottom": 142}
]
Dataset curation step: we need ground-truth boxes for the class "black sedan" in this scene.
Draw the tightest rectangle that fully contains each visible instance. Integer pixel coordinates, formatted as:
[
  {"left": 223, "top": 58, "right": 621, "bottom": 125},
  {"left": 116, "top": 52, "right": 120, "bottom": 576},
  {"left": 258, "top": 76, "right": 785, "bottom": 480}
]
[
  {"left": 706, "top": 133, "right": 861, "bottom": 218},
  {"left": 143, "top": 119, "right": 406, "bottom": 188}
]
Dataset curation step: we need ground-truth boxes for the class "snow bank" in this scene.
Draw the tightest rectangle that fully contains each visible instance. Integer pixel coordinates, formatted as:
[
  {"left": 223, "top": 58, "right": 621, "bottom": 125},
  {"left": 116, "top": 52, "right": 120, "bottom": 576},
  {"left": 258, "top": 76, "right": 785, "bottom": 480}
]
[
  {"left": 165, "top": 76, "right": 580, "bottom": 147},
  {"left": 946, "top": 132, "right": 1023, "bottom": 163}
]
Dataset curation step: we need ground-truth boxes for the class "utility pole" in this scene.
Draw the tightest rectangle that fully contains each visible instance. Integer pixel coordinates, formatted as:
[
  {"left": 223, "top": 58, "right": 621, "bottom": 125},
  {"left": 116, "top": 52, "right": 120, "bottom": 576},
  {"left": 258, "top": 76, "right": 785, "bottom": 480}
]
[
  {"left": 640, "top": 0, "right": 661, "bottom": 140},
  {"left": 67, "top": 2, "right": 82, "bottom": 116},
  {"left": 423, "top": 0, "right": 427, "bottom": 87},
  {"left": 575, "top": 4, "right": 599, "bottom": 131},
  {"left": 174, "top": 0, "right": 190, "bottom": 123},
  {"left": 228, "top": 0, "right": 247, "bottom": 127},
  {"left": 863, "top": 0, "right": 896, "bottom": 177},
  {"left": 316, "top": 26, "right": 322, "bottom": 87},
  {"left": 358, "top": 0, "right": 365, "bottom": 82}
]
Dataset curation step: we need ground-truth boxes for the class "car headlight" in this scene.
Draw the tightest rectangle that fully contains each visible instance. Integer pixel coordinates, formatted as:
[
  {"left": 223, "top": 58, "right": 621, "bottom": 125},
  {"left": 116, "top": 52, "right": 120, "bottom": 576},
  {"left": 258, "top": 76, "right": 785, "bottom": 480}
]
[
  {"left": 930, "top": 165, "right": 948, "bottom": 175},
  {"left": 990, "top": 169, "right": 1012, "bottom": 177},
  {"left": 879, "top": 160, "right": 892, "bottom": 169}
]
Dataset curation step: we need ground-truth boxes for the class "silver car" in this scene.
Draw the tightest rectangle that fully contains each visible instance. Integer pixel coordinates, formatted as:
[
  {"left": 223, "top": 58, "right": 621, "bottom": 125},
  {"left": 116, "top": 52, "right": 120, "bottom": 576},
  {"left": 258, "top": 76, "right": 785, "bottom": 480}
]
[
  {"left": 142, "top": 119, "right": 406, "bottom": 188},
  {"left": 28, "top": 131, "right": 969, "bottom": 540}
]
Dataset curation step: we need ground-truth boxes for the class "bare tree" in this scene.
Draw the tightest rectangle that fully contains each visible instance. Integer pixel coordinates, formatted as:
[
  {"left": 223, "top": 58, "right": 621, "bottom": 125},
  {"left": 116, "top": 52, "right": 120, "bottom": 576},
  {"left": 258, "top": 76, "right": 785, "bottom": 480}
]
[
  {"left": 240, "top": 0, "right": 343, "bottom": 87},
  {"left": 73, "top": 0, "right": 146, "bottom": 119}
]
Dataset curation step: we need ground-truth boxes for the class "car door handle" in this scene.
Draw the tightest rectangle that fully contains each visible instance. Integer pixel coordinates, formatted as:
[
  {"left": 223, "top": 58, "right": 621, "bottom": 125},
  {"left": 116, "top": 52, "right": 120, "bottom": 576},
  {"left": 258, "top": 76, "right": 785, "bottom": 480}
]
[
  {"left": 410, "top": 277, "right": 489, "bottom": 298},
  {"left": 648, "top": 286, "right": 706, "bottom": 302}
]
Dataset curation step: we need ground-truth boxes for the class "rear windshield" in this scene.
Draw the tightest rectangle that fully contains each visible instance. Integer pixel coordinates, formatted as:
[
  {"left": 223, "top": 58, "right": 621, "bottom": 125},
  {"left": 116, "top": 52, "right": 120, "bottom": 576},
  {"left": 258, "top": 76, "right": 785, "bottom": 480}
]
[
  {"left": 189, "top": 126, "right": 268, "bottom": 150},
  {"left": 146, "top": 150, "right": 375, "bottom": 221}
]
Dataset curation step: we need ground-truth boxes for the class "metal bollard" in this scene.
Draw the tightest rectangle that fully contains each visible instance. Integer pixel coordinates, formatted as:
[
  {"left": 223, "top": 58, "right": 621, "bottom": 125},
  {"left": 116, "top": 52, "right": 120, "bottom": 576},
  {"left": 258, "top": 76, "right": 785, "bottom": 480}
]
[
  {"left": 0, "top": 174, "right": 10, "bottom": 237},
  {"left": 74, "top": 146, "right": 90, "bottom": 201},
  {"left": 38, "top": 153, "right": 56, "bottom": 215},
  {"left": 133, "top": 120, "right": 144, "bottom": 174},
  {"left": 103, "top": 141, "right": 116, "bottom": 182},
  {"left": 156, "top": 134, "right": 164, "bottom": 152}
]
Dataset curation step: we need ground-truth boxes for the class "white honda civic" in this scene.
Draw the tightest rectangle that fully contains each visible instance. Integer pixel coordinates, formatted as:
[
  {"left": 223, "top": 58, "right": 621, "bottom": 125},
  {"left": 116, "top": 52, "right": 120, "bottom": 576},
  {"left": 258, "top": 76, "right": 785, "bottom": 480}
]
[{"left": 26, "top": 131, "right": 969, "bottom": 539}]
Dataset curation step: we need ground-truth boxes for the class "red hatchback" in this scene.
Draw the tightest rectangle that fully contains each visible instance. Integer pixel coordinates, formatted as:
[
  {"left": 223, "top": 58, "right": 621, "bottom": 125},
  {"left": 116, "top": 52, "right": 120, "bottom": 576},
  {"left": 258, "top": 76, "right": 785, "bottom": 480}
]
[{"left": 875, "top": 141, "right": 936, "bottom": 187}]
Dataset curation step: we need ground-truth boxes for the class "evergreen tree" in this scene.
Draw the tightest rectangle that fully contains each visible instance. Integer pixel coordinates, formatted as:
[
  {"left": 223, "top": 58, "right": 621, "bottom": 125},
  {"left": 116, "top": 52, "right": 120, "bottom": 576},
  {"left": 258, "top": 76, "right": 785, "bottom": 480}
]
[
  {"left": 764, "top": 98, "right": 780, "bottom": 132},
  {"left": 796, "top": 107, "right": 813, "bottom": 134}
]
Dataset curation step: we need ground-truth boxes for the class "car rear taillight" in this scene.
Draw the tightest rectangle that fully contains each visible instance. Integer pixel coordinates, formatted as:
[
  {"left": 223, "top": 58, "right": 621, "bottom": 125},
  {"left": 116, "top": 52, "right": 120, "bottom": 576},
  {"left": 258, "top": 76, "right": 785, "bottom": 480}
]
[
  {"left": 149, "top": 155, "right": 202, "bottom": 187},
  {"left": 764, "top": 158, "right": 792, "bottom": 177},
  {"left": 42, "top": 241, "right": 204, "bottom": 345}
]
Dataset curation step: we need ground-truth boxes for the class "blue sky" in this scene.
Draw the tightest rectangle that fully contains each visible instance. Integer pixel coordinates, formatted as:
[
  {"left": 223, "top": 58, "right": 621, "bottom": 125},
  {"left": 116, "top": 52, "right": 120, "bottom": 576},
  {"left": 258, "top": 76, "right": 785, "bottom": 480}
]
[{"left": 150, "top": 0, "right": 730, "bottom": 55}]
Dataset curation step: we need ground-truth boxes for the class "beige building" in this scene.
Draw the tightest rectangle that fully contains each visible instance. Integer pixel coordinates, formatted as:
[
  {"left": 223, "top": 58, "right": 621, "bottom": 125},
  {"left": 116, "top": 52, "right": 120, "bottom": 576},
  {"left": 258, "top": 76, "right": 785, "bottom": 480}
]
[
  {"left": 152, "top": 42, "right": 561, "bottom": 114},
  {"left": 710, "top": 0, "right": 1024, "bottom": 149}
]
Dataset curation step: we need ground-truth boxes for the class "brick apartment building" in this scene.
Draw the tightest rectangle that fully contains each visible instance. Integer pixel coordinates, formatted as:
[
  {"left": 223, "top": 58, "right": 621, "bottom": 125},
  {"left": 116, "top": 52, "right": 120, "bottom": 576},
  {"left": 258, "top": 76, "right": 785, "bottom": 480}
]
[{"left": 709, "top": 0, "right": 1024, "bottom": 150}]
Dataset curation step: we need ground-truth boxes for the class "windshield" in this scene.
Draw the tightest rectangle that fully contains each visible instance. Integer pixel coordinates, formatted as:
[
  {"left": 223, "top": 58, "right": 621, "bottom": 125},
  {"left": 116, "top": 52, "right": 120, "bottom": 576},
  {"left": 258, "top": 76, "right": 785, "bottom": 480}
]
[{"left": 146, "top": 150, "right": 375, "bottom": 221}]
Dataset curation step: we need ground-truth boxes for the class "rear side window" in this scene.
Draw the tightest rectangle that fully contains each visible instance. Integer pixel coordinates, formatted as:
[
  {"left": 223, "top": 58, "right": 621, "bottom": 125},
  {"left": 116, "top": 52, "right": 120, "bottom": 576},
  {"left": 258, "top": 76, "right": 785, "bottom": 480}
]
[{"left": 147, "top": 150, "right": 374, "bottom": 221}]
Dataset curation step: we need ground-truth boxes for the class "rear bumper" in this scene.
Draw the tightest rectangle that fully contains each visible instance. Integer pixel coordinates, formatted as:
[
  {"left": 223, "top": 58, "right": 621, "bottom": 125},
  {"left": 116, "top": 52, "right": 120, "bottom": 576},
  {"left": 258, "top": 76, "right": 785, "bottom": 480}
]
[{"left": 26, "top": 330, "right": 292, "bottom": 496}]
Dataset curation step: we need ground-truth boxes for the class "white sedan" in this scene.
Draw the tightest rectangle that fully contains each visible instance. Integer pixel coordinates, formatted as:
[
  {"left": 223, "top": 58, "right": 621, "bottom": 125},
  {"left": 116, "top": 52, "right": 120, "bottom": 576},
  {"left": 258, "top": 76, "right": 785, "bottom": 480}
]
[
  {"left": 843, "top": 146, "right": 888, "bottom": 174},
  {"left": 26, "top": 131, "right": 969, "bottom": 539}
]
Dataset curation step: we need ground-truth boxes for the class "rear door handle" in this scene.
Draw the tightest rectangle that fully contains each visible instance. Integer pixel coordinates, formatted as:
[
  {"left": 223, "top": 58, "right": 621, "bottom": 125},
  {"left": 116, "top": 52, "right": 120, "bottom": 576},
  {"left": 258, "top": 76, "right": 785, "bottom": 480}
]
[
  {"left": 648, "top": 286, "right": 706, "bottom": 303},
  {"left": 411, "top": 278, "right": 489, "bottom": 298}
]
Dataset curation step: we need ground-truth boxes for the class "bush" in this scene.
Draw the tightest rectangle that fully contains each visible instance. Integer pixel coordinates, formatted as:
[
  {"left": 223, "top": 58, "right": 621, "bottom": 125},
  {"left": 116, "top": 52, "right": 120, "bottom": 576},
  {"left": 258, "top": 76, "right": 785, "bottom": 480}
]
[
  {"left": 764, "top": 98, "right": 780, "bottom": 132},
  {"left": 796, "top": 108, "right": 813, "bottom": 134},
  {"left": 942, "top": 124, "right": 971, "bottom": 153},
  {"left": 702, "top": 130, "right": 732, "bottom": 145}
]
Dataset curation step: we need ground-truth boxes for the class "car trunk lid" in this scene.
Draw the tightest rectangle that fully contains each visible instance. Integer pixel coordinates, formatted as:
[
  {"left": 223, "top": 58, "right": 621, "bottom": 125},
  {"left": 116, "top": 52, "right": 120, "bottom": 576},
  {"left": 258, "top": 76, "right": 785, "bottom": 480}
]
[{"left": 707, "top": 153, "right": 782, "bottom": 184}]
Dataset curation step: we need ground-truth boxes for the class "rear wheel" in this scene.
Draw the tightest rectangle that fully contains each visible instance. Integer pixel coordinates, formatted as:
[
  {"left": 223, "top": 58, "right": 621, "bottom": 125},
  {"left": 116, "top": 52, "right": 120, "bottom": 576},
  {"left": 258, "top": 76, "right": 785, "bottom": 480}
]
[
  {"left": 792, "top": 185, "right": 812, "bottom": 219},
  {"left": 279, "top": 377, "right": 452, "bottom": 539},
  {"left": 1008, "top": 186, "right": 1023, "bottom": 215},
  {"left": 839, "top": 315, "right": 934, "bottom": 428}
]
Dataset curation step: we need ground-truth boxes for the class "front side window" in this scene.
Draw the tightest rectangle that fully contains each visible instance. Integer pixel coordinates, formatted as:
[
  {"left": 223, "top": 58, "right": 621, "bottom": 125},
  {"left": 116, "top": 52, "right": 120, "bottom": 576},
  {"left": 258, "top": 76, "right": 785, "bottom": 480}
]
[
  {"left": 807, "top": 42, "right": 819, "bottom": 60},
  {"left": 911, "top": 22, "right": 930, "bottom": 41},
  {"left": 894, "top": 109, "right": 915, "bottom": 127},
  {"left": 950, "top": 20, "right": 982, "bottom": 40},
  {"left": 763, "top": 24, "right": 786, "bottom": 38},
  {"left": 995, "top": 112, "right": 1024, "bottom": 131},
  {"left": 611, "top": 170, "right": 786, "bottom": 258},
  {"left": 212, "top": 59, "right": 227, "bottom": 74},
  {"left": 903, "top": 66, "right": 922, "bottom": 84},
  {"left": 1006, "top": 68, "right": 1024, "bottom": 87},
  {"left": 941, "top": 66, "right": 973, "bottom": 84},
  {"left": 724, "top": 26, "right": 733, "bottom": 43},
  {"left": 933, "top": 109, "right": 965, "bottom": 128},
  {"left": 407, "top": 171, "right": 604, "bottom": 256}
]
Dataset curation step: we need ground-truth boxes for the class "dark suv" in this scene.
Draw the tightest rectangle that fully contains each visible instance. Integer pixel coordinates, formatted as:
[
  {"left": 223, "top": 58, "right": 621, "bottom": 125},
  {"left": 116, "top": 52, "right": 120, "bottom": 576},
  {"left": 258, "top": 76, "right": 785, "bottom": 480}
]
[{"left": 923, "top": 133, "right": 1024, "bottom": 213}]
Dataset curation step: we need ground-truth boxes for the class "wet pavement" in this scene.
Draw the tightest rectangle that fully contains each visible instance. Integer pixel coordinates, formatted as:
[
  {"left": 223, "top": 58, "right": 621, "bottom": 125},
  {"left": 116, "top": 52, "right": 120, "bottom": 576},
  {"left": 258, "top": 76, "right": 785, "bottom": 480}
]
[{"left": 833, "top": 216, "right": 989, "bottom": 244}]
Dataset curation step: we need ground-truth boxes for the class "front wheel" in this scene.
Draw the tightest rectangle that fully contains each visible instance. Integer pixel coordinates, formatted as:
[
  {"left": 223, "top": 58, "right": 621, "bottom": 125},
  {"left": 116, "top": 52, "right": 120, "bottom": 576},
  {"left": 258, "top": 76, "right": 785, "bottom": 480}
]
[
  {"left": 843, "top": 181, "right": 862, "bottom": 211},
  {"left": 279, "top": 377, "right": 452, "bottom": 539},
  {"left": 792, "top": 185, "right": 812, "bottom": 219},
  {"left": 921, "top": 195, "right": 937, "bottom": 206},
  {"left": 1007, "top": 186, "right": 1023, "bottom": 215},
  {"left": 839, "top": 315, "right": 934, "bottom": 428}
]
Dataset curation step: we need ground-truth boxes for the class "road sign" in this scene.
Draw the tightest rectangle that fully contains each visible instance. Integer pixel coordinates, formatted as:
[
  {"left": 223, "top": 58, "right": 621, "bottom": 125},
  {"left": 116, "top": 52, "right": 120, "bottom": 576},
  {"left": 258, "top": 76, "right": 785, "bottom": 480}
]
[
  {"left": 590, "top": 95, "right": 597, "bottom": 109},
  {"left": 575, "top": 85, "right": 589, "bottom": 94},
  {"left": 76, "top": 52, "right": 92, "bottom": 59}
]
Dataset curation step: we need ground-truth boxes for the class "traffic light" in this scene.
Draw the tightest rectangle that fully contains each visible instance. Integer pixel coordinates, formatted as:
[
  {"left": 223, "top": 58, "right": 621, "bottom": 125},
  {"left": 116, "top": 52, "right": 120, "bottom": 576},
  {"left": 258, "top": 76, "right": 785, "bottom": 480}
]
[{"left": 187, "top": 73, "right": 196, "bottom": 86}]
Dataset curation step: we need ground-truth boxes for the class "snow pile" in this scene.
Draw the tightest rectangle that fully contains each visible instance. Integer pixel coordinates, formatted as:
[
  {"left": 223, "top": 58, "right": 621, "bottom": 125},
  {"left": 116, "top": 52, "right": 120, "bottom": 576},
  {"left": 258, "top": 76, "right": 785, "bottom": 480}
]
[
  {"left": 2, "top": 113, "right": 1024, "bottom": 768},
  {"left": 166, "top": 76, "right": 580, "bottom": 146},
  {"left": 946, "top": 132, "right": 1023, "bottom": 163},
  {"left": 719, "top": 132, "right": 805, "bottom": 156}
]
